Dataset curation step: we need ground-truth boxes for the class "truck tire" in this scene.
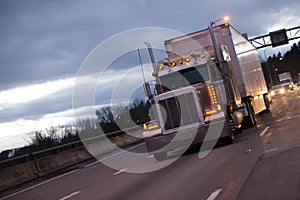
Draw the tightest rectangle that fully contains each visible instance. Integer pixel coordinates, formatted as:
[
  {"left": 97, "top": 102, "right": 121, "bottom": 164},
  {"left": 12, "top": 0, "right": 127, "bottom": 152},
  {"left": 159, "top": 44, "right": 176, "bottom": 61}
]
[
  {"left": 263, "top": 94, "right": 271, "bottom": 112},
  {"left": 153, "top": 152, "right": 167, "bottom": 161},
  {"left": 226, "top": 114, "right": 242, "bottom": 135},
  {"left": 242, "top": 101, "right": 257, "bottom": 129},
  {"left": 223, "top": 132, "right": 234, "bottom": 145}
]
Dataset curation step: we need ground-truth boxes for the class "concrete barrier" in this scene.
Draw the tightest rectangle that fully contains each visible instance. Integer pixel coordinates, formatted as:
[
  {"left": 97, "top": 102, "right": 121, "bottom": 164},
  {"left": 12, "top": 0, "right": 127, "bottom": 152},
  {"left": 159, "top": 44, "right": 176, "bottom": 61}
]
[
  {"left": 0, "top": 161, "right": 39, "bottom": 191},
  {"left": 0, "top": 130, "right": 142, "bottom": 192},
  {"left": 35, "top": 147, "right": 92, "bottom": 177}
]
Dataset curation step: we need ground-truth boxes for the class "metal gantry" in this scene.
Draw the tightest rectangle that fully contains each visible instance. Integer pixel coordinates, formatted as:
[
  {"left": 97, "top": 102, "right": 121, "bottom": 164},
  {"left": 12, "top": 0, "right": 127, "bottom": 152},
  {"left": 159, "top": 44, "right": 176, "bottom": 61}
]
[{"left": 249, "top": 25, "right": 300, "bottom": 49}]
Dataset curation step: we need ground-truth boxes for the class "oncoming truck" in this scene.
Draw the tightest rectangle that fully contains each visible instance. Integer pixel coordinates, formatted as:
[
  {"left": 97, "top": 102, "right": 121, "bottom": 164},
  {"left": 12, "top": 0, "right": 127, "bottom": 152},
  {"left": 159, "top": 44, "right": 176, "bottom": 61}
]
[{"left": 143, "top": 23, "right": 269, "bottom": 161}]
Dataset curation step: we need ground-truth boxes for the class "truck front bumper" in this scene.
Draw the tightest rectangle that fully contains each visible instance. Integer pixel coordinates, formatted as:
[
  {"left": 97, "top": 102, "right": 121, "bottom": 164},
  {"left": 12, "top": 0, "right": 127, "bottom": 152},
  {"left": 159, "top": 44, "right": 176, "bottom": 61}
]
[{"left": 144, "top": 119, "right": 231, "bottom": 153}]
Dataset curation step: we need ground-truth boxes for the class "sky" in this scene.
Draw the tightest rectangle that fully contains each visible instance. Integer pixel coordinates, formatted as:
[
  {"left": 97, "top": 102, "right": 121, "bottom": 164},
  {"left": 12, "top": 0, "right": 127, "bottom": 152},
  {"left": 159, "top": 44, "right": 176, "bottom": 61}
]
[{"left": 1, "top": 0, "right": 300, "bottom": 151}]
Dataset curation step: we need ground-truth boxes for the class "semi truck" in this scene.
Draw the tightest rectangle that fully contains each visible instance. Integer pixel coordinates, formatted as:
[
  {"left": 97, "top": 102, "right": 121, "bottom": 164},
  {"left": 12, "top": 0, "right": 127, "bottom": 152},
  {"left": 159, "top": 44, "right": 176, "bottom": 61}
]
[
  {"left": 278, "top": 72, "right": 293, "bottom": 90},
  {"left": 143, "top": 23, "right": 269, "bottom": 161}
]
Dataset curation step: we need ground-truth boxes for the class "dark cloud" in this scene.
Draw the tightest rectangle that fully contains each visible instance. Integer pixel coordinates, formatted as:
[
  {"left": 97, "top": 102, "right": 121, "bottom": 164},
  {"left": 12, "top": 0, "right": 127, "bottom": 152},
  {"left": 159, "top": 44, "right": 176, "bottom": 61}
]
[{"left": 1, "top": 0, "right": 299, "bottom": 88}]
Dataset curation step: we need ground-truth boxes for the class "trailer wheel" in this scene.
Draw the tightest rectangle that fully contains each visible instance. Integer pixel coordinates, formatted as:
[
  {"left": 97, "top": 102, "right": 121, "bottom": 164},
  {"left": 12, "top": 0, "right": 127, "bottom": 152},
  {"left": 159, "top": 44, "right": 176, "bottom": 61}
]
[
  {"left": 153, "top": 152, "right": 167, "bottom": 161},
  {"left": 263, "top": 94, "right": 271, "bottom": 113},
  {"left": 242, "top": 101, "right": 257, "bottom": 129}
]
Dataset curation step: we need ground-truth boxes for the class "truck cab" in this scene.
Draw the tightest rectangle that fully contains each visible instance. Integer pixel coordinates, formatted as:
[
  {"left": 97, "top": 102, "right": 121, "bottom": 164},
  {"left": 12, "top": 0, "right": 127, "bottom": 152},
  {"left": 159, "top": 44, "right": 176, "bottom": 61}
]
[{"left": 143, "top": 54, "right": 236, "bottom": 161}]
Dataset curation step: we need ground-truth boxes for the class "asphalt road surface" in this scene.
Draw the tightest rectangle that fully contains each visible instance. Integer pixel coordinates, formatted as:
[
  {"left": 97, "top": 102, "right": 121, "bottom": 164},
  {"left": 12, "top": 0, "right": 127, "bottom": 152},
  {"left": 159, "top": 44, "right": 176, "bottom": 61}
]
[{"left": 0, "top": 90, "right": 299, "bottom": 200}]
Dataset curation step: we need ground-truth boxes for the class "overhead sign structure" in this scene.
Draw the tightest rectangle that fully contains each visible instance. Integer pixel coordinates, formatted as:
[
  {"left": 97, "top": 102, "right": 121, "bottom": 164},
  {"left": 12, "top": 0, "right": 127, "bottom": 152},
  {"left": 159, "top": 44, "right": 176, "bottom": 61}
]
[
  {"left": 269, "top": 29, "right": 289, "bottom": 47},
  {"left": 249, "top": 25, "right": 300, "bottom": 49}
]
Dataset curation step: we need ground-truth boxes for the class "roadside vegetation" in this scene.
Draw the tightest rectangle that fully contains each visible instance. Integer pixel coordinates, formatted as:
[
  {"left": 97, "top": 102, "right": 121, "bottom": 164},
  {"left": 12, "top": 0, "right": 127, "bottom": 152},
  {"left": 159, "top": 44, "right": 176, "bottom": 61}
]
[
  {"left": 0, "top": 99, "right": 150, "bottom": 160},
  {"left": 261, "top": 42, "right": 300, "bottom": 87}
]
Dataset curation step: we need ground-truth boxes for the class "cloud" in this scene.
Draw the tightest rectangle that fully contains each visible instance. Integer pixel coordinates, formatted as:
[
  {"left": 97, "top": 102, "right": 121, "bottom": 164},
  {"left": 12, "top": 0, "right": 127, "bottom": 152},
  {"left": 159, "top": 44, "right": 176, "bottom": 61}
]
[
  {"left": 0, "top": 109, "right": 74, "bottom": 137},
  {"left": 0, "top": 78, "right": 75, "bottom": 105},
  {"left": 0, "top": 77, "right": 76, "bottom": 124},
  {"left": 1, "top": 0, "right": 299, "bottom": 90}
]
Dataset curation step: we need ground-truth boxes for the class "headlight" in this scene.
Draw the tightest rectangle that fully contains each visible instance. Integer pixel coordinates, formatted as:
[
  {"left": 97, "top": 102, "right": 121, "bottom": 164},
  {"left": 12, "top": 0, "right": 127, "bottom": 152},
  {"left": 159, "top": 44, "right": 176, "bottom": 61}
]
[
  {"left": 142, "top": 121, "right": 162, "bottom": 138},
  {"left": 280, "top": 88, "right": 285, "bottom": 94},
  {"left": 144, "top": 121, "right": 159, "bottom": 130}
]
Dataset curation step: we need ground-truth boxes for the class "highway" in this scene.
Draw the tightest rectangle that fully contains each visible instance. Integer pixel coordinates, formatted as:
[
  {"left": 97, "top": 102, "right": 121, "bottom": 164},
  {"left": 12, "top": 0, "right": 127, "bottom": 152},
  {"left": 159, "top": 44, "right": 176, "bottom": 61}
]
[{"left": 0, "top": 90, "right": 300, "bottom": 200}]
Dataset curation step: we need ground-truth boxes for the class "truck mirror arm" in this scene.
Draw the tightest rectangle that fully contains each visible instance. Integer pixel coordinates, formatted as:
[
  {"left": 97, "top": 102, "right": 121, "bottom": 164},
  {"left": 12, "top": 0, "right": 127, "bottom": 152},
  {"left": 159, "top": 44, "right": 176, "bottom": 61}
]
[{"left": 215, "top": 60, "right": 232, "bottom": 80}]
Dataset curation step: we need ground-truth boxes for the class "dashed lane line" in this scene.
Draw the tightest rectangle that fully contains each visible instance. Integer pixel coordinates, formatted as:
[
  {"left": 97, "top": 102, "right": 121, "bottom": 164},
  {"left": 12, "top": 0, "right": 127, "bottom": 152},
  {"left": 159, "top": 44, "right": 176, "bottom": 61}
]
[
  {"left": 260, "top": 126, "right": 270, "bottom": 137},
  {"left": 113, "top": 168, "right": 128, "bottom": 175},
  {"left": 59, "top": 191, "right": 81, "bottom": 200},
  {"left": 207, "top": 188, "right": 223, "bottom": 200},
  {"left": 0, "top": 169, "right": 79, "bottom": 200},
  {"left": 0, "top": 142, "right": 145, "bottom": 200}
]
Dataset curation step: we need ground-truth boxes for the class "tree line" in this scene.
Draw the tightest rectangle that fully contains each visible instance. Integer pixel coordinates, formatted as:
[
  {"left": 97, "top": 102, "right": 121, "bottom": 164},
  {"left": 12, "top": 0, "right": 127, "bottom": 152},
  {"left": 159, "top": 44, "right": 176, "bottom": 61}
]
[
  {"left": 96, "top": 99, "right": 151, "bottom": 134},
  {"left": 261, "top": 41, "right": 300, "bottom": 87},
  {"left": 0, "top": 98, "right": 151, "bottom": 159}
]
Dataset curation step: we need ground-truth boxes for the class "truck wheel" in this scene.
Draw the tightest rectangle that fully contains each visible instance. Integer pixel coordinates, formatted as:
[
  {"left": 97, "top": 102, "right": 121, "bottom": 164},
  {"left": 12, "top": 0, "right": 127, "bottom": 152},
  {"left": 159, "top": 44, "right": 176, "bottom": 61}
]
[
  {"left": 223, "top": 132, "right": 234, "bottom": 145},
  {"left": 242, "top": 101, "right": 257, "bottom": 129},
  {"left": 234, "top": 127, "right": 242, "bottom": 135},
  {"left": 153, "top": 152, "right": 167, "bottom": 161},
  {"left": 263, "top": 94, "right": 271, "bottom": 112}
]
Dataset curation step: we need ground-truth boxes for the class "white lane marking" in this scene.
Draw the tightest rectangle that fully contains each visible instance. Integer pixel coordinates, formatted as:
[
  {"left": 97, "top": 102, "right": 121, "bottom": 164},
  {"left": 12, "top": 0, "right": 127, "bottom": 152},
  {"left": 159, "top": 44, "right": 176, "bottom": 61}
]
[
  {"left": 113, "top": 168, "right": 127, "bottom": 175},
  {"left": 266, "top": 131, "right": 272, "bottom": 137},
  {"left": 148, "top": 155, "right": 154, "bottom": 158},
  {"left": 265, "top": 148, "right": 278, "bottom": 153},
  {"left": 207, "top": 188, "right": 223, "bottom": 200},
  {"left": 83, "top": 160, "right": 101, "bottom": 168},
  {"left": 277, "top": 113, "right": 300, "bottom": 122},
  {"left": 59, "top": 191, "right": 80, "bottom": 200},
  {"left": 260, "top": 126, "right": 270, "bottom": 137},
  {"left": 278, "top": 109, "right": 282, "bottom": 114},
  {"left": 84, "top": 142, "right": 145, "bottom": 168},
  {"left": 0, "top": 169, "right": 79, "bottom": 200}
]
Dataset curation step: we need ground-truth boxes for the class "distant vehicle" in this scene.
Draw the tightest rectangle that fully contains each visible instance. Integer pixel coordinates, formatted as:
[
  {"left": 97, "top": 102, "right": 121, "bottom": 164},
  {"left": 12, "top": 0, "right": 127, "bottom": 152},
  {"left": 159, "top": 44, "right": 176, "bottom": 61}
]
[
  {"left": 278, "top": 72, "right": 293, "bottom": 90},
  {"left": 269, "top": 85, "right": 286, "bottom": 98}
]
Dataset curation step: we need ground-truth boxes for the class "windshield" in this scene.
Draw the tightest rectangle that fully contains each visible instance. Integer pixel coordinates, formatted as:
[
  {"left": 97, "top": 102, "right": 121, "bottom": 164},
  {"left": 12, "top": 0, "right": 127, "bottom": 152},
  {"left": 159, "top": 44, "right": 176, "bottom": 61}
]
[
  {"left": 160, "top": 63, "right": 220, "bottom": 92},
  {"left": 280, "top": 79, "right": 291, "bottom": 84},
  {"left": 271, "top": 85, "right": 284, "bottom": 90}
]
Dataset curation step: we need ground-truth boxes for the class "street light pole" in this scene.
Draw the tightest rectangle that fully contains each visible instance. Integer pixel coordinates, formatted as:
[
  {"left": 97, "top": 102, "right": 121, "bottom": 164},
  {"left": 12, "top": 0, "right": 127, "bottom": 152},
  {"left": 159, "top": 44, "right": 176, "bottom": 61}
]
[
  {"left": 208, "top": 17, "right": 238, "bottom": 107},
  {"left": 208, "top": 20, "right": 224, "bottom": 63}
]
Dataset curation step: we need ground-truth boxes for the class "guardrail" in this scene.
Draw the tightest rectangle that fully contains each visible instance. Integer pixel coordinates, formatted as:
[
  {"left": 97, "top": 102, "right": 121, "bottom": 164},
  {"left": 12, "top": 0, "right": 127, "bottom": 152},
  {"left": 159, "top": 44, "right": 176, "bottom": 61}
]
[
  {"left": 0, "top": 126, "right": 143, "bottom": 170},
  {"left": 0, "top": 126, "right": 143, "bottom": 192}
]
